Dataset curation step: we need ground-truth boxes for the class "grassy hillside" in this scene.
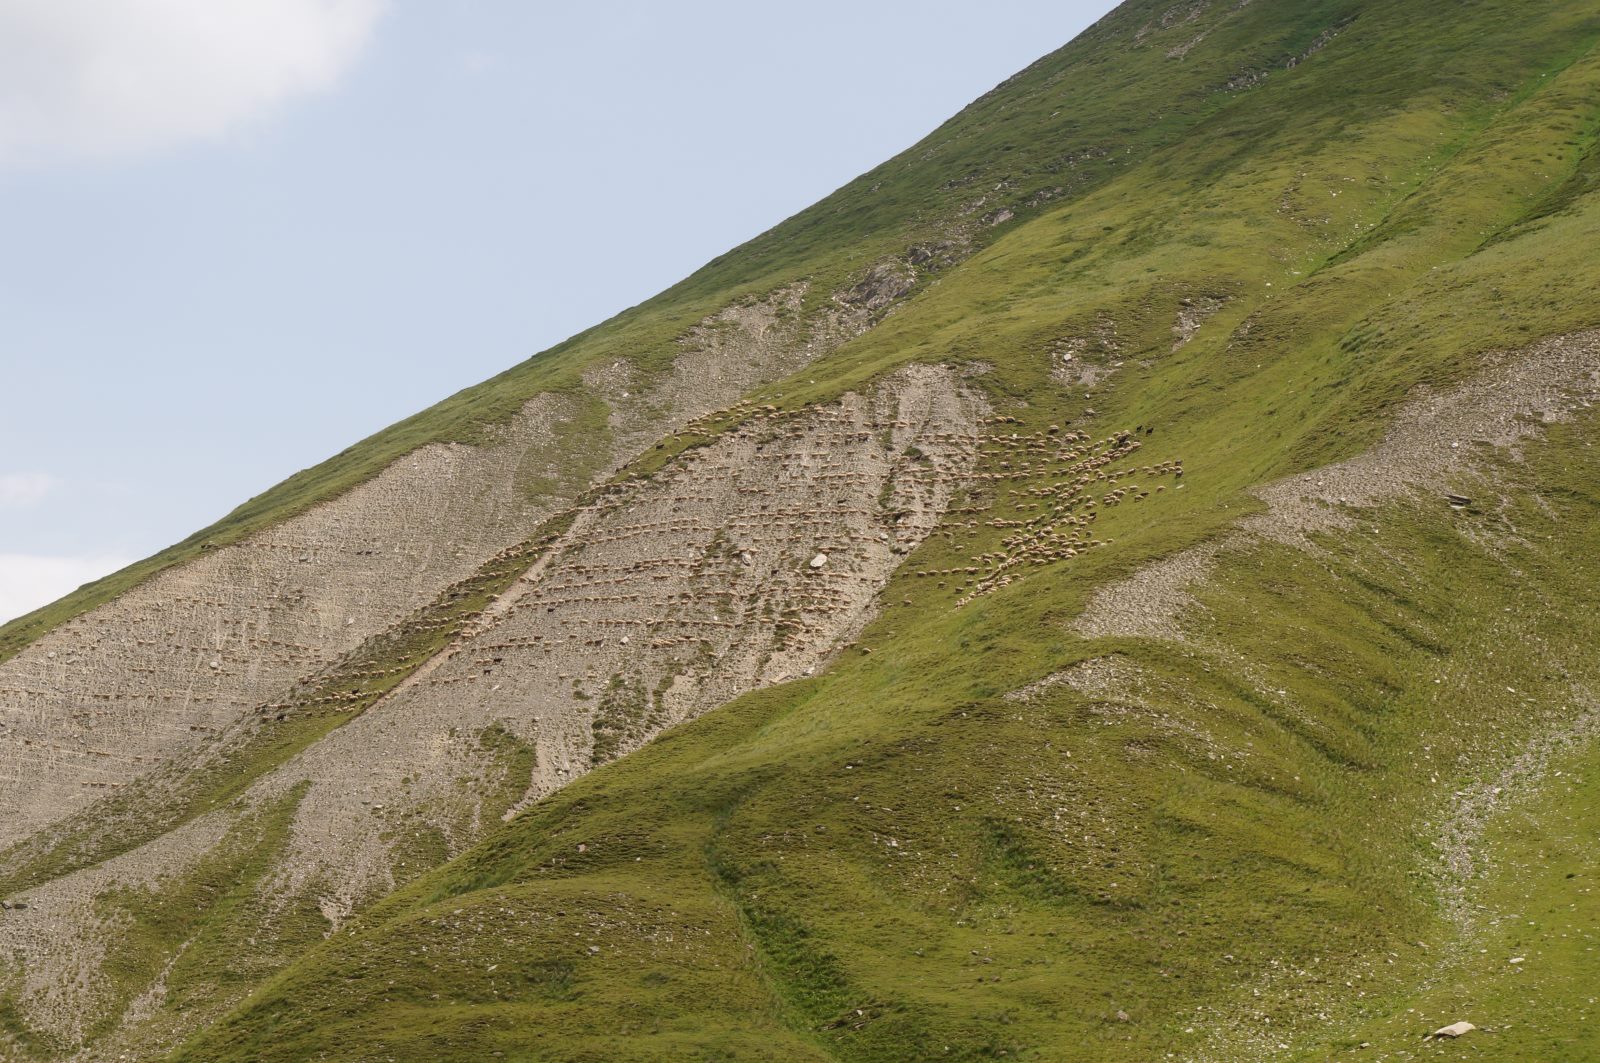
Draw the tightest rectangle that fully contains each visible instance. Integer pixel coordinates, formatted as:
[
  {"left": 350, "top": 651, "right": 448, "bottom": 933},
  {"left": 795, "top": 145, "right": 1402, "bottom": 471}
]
[
  {"left": 7, "top": 0, "right": 1553, "bottom": 661},
  {"left": 154, "top": 1, "right": 1600, "bottom": 1059}
]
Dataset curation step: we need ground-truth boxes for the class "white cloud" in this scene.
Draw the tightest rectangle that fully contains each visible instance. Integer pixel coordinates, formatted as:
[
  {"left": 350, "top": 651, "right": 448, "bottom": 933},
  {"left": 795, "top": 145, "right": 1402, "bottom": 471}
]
[
  {"left": 0, "top": 553, "right": 133, "bottom": 624},
  {"left": 0, "top": 472, "right": 58, "bottom": 508},
  {"left": 0, "top": 0, "right": 387, "bottom": 166}
]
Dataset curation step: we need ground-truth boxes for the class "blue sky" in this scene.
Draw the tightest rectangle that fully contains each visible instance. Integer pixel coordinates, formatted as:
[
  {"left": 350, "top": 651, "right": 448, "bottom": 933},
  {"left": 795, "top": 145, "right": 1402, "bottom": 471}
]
[{"left": 0, "top": 0, "right": 1116, "bottom": 622}]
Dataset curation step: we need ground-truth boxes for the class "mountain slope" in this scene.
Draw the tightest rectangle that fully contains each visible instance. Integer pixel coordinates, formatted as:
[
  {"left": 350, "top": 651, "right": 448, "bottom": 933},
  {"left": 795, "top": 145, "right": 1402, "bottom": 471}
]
[{"left": 4, "top": 1, "right": 1600, "bottom": 1059}]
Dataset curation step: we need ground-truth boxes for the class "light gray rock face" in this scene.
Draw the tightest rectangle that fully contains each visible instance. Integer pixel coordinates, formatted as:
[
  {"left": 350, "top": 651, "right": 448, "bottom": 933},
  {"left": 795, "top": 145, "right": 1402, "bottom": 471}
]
[
  {"left": 0, "top": 364, "right": 987, "bottom": 1051},
  {"left": 0, "top": 399, "right": 567, "bottom": 848}
]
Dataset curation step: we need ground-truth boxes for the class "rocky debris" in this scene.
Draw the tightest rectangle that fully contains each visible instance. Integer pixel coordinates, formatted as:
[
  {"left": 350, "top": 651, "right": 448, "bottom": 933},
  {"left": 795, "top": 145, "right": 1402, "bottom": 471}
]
[
  {"left": 1286, "top": 19, "right": 1353, "bottom": 68},
  {"left": 1050, "top": 313, "right": 1124, "bottom": 390},
  {"left": 0, "top": 811, "right": 232, "bottom": 1045},
  {"left": 597, "top": 267, "right": 941, "bottom": 475},
  {"left": 1074, "top": 540, "right": 1223, "bottom": 641},
  {"left": 1005, "top": 655, "right": 1220, "bottom": 754},
  {"left": 841, "top": 262, "right": 915, "bottom": 312},
  {"left": 906, "top": 241, "right": 962, "bottom": 268},
  {"left": 1429, "top": 1021, "right": 1476, "bottom": 1039},
  {"left": 1167, "top": 34, "right": 1205, "bottom": 59},
  {"left": 809, "top": 553, "right": 829, "bottom": 570},
  {"left": 1172, "top": 294, "right": 1230, "bottom": 350},
  {"left": 1006, "top": 654, "right": 1141, "bottom": 703},
  {"left": 593, "top": 269, "right": 952, "bottom": 483},
  {"left": 1223, "top": 69, "right": 1271, "bottom": 92},
  {"left": 594, "top": 284, "right": 820, "bottom": 462},
  {"left": 0, "top": 394, "right": 571, "bottom": 850},
  {"left": 1134, "top": 1, "right": 1209, "bottom": 45},
  {"left": 954, "top": 177, "right": 1017, "bottom": 222},
  {"left": 1218, "top": 17, "right": 1354, "bottom": 93},
  {"left": 1075, "top": 328, "right": 1600, "bottom": 640},
  {"left": 248, "top": 364, "right": 988, "bottom": 921}
]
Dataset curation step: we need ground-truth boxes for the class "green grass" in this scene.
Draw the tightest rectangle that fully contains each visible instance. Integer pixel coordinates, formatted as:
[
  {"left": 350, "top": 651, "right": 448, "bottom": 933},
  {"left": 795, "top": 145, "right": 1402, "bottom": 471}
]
[
  {"left": 171, "top": 418, "right": 1600, "bottom": 1060},
  {"left": 9, "top": 0, "right": 1600, "bottom": 1059},
  {"left": 1320, "top": 737, "right": 1600, "bottom": 1059}
]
